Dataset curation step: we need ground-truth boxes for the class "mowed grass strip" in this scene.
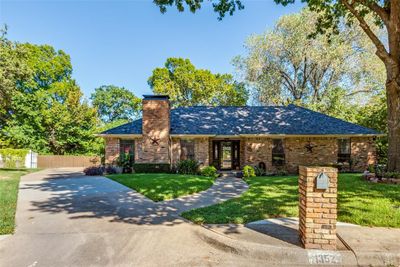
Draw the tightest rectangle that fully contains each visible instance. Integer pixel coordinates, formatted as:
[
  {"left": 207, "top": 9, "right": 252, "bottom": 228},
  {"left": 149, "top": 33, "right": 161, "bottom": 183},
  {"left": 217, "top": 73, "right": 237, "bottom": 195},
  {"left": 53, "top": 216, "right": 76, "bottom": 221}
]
[
  {"left": 182, "top": 173, "right": 400, "bottom": 228},
  {"left": 107, "top": 173, "right": 215, "bottom": 201},
  {"left": 0, "top": 169, "right": 35, "bottom": 235}
]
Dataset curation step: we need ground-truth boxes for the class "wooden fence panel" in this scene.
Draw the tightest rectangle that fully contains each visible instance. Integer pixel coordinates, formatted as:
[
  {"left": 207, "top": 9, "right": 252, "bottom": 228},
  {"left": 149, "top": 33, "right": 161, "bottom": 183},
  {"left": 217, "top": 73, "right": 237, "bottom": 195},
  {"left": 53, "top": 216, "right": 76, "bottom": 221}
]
[{"left": 37, "top": 155, "right": 101, "bottom": 168}]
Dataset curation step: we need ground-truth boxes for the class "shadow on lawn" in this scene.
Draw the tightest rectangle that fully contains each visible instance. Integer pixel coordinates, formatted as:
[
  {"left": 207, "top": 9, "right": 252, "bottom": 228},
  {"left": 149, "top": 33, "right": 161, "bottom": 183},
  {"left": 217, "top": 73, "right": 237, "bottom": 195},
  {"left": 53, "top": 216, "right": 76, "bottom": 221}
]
[{"left": 20, "top": 171, "right": 186, "bottom": 226}]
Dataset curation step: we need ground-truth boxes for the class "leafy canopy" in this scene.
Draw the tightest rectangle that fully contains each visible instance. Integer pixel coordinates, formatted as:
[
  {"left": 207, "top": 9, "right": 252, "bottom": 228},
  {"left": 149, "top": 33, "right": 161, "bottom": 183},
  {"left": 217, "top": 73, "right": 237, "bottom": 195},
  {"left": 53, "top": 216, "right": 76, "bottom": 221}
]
[
  {"left": 148, "top": 57, "right": 248, "bottom": 107},
  {"left": 90, "top": 85, "right": 141, "bottom": 123}
]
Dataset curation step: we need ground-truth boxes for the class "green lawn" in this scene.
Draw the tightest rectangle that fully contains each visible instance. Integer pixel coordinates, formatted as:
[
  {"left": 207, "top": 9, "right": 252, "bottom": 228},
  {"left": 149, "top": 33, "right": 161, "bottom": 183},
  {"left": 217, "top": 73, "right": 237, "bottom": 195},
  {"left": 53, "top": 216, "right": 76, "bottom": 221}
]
[
  {"left": 107, "top": 173, "right": 216, "bottom": 201},
  {"left": 0, "top": 169, "right": 35, "bottom": 235},
  {"left": 182, "top": 173, "right": 400, "bottom": 228}
]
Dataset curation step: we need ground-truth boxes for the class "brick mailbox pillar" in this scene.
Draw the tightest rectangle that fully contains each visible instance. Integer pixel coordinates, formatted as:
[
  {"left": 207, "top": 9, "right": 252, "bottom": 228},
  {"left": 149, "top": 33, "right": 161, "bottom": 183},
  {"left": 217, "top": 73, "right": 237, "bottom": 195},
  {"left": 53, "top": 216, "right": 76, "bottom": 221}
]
[{"left": 298, "top": 166, "right": 338, "bottom": 250}]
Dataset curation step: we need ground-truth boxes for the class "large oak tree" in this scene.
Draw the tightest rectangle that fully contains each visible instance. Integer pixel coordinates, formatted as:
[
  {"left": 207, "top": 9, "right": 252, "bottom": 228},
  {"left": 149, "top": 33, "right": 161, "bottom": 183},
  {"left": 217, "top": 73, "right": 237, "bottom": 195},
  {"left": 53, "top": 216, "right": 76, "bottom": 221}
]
[{"left": 154, "top": 0, "right": 400, "bottom": 172}]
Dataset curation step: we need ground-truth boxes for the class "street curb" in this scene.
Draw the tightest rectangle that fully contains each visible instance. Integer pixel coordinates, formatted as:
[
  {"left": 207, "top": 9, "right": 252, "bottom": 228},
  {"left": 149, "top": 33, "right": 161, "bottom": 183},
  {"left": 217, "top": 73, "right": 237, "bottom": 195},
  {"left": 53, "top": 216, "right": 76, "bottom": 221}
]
[{"left": 195, "top": 225, "right": 359, "bottom": 266}]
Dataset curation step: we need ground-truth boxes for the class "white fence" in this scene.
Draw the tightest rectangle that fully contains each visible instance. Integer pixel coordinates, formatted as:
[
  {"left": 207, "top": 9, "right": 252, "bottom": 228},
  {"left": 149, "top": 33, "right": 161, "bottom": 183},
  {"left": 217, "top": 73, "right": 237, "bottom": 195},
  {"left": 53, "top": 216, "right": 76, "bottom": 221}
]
[{"left": 0, "top": 150, "right": 38, "bottom": 169}]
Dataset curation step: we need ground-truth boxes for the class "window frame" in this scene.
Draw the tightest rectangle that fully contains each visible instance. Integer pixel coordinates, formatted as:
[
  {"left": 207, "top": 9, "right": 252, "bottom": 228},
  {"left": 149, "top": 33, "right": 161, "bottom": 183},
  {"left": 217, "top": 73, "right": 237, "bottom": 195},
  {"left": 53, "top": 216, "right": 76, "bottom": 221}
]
[
  {"left": 272, "top": 139, "right": 285, "bottom": 166},
  {"left": 337, "top": 138, "right": 351, "bottom": 164},
  {"left": 119, "top": 139, "right": 135, "bottom": 165},
  {"left": 180, "top": 139, "right": 195, "bottom": 161}
]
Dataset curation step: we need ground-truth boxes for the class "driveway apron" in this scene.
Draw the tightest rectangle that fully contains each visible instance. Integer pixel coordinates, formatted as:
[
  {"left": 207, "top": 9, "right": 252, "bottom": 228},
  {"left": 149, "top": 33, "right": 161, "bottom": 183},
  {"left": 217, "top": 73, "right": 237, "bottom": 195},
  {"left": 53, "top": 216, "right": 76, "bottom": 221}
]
[{"left": 0, "top": 168, "right": 250, "bottom": 267}]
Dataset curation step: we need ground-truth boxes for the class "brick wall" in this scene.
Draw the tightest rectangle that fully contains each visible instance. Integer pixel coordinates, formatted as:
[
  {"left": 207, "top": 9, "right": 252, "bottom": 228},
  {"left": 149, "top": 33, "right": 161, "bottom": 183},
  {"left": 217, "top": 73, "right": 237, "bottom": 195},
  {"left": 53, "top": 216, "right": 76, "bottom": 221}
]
[
  {"left": 105, "top": 137, "right": 119, "bottom": 164},
  {"left": 299, "top": 166, "right": 338, "bottom": 250},
  {"left": 243, "top": 137, "right": 375, "bottom": 173},
  {"left": 351, "top": 137, "right": 376, "bottom": 171},
  {"left": 138, "top": 99, "right": 170, "bottom": 163}
]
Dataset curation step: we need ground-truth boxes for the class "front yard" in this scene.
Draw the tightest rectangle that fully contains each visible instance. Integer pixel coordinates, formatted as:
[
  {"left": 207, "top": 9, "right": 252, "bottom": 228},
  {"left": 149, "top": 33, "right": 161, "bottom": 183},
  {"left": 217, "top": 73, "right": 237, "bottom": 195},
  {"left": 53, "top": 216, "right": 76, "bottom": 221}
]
[
  {"left": 107, "top": 173, "right": 216, "bottom": 201},
  {"left": 182, "top": 173, "right": 400, "bottom": 228},
  {"left": 0, "top": 169, "right": 35, "bottom": 235}
]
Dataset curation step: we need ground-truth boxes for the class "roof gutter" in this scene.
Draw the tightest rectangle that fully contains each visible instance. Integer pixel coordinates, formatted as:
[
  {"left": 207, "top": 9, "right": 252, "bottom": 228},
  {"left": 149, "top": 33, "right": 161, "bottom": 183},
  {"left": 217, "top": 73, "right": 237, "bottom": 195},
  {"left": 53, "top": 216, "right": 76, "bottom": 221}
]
[{"left": 96, "top": 134, "right": 143, "bottom": 138}]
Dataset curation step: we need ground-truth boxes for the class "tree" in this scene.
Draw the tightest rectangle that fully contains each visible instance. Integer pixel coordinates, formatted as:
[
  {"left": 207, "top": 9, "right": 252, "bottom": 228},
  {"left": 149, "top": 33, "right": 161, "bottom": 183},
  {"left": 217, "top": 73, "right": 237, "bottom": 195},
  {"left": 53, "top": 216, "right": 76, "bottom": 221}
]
[
  {"left": 234, "top": 9, "right": 385, "bottom": 106},
  {"left": 148, "top": 57, "right": 248, "bottom": 107},
  {"left": 90, "top": 85, "right": 141, "bottom": 123},
  {"left": 153, "top": 0, "right": 400, "bottom": 172},
  {"left": 0, "top": 42, "right": 99, "bottom": 155},
  {"left": 0, "top": 27, "right": 31, "bottom": 124}
]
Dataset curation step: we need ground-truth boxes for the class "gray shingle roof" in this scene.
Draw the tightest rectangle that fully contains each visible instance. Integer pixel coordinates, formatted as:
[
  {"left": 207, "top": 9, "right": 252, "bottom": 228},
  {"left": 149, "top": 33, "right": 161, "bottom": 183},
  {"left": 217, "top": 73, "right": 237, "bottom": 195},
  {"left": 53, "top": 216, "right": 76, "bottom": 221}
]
[{"left": 101, "top": 105, "right": 380, "bottom": 136}]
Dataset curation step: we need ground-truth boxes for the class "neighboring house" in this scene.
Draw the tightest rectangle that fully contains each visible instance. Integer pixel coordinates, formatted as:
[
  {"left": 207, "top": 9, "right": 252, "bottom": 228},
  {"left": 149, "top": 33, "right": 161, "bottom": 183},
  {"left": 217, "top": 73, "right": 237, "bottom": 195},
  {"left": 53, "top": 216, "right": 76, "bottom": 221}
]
[{"left": 99, "top": 95, "right": 382, "bottom": 173}]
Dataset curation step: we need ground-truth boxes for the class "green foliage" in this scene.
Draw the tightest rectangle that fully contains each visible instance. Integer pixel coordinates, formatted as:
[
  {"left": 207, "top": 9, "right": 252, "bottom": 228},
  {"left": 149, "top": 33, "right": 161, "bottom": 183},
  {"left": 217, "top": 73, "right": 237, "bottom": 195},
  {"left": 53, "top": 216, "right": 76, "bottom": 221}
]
[
  {"left": 200, "top": 166, "right": 218, "bottom": 177},
  {"left": 133, "top": 163, "right": 171, "bottom": 173},
  {"left": 90, "top": 85, "right": 141, "bottom": 123},
  {"left": 234, "top": 9, "right": 384, "bottom": 107},
  {"left": 0, "top": 39, "right": 100, "bottom": 155},
  {"left": 148, "top": 58, "right": 248, "bottom": 107},
  {"left": 254, "top": 166, "right": 265, "bottom": 177},
  {"left": 107, "top": 173, "right": 215, "bottom": 201},
  {"left": 242, "top": 165, "right": 255, "bottom": 178},
  {"left": 176, "top": 159, "right": 200, "bottom": 175},
  {"left": 0, "top": 148, "right": 29, "bottom": 168},
  {"left": 0, "top": 28, "right": 31, "bottom": 124}
]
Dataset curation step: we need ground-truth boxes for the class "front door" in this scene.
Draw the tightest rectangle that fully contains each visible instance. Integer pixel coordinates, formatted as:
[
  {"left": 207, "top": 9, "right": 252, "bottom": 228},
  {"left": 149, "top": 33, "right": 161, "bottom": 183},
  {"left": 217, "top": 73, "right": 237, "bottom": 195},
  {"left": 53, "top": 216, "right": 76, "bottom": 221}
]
[{"left": 212, "top": 140, "right": 240, "bottom": 170}]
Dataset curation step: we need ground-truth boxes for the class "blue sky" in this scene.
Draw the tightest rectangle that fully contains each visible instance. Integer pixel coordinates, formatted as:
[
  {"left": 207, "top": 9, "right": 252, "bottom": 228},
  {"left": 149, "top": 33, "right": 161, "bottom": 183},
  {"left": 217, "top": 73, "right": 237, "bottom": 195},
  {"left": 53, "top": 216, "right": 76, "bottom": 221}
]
[{"left": 0, "top": 0, "right": 303, "bottom": 99}]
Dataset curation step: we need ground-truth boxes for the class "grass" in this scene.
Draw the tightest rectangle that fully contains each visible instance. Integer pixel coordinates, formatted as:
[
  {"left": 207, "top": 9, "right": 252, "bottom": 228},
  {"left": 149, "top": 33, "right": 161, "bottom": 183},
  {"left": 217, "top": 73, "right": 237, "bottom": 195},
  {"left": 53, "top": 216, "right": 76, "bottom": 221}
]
[
  {"left": 107, "top": 173, "right": 216, "bottom": 201},
  {"left": 0, "top": 168, "right": 36, "bottom": 235},
  {"left": 182, "top": 173, "right": 400, "bottom": 228}
]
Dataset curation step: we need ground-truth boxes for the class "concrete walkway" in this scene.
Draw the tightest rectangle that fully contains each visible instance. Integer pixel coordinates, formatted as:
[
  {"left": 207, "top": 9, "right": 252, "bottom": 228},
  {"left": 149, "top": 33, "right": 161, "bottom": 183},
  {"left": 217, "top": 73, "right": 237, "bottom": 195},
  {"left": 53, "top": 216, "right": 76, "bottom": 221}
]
[
  {"left": 161, "top": 176, "right": 249, "bottom": 213},
  {"left": 0, "top": 168, "right": 254, "bottom": 267}
]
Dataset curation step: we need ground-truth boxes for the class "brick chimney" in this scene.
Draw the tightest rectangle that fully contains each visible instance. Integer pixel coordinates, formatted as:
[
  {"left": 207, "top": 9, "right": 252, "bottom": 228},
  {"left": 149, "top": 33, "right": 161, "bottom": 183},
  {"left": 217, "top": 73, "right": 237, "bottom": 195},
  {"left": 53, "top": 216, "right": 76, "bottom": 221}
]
[{"left": 139, "top": 95, "right": 170, "bottom": 163}]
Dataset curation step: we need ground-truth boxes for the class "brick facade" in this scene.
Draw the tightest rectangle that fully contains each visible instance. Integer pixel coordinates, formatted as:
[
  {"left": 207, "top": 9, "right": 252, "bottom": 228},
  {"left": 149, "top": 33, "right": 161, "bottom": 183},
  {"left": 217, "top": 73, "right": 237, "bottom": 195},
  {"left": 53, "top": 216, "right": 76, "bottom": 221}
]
[
  {"left": 299, "top": 166, "right": 338, "bottom": 250},
  {"left": 105, "top": 135, "right": 376, "bottom": 172},
  {"left": 105, "top": 137, "right": 119, "bottom": 164},
  {"left": 138, "top": 98, "right": 170, "bottom": 163}
]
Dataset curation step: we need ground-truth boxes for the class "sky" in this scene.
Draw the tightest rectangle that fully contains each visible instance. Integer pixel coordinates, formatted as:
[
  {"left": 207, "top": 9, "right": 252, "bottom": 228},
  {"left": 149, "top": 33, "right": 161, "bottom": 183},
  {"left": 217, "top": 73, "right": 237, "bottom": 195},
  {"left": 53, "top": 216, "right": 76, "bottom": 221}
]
[{"left": 0, "top": 0, "right": 303, "bottom": 99}]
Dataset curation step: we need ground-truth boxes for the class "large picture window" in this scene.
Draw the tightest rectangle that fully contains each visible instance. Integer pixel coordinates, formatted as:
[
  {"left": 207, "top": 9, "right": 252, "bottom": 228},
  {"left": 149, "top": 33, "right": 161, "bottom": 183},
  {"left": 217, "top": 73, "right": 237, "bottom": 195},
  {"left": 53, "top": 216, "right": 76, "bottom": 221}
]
[
  {"left": 337, "top": 139, "right": 351, "bottom": 163},
  {"left": 180, "top": 140, "right": 195, "bottom": 160},
  {"left": 119, "top": 139, "right": 135, "bottom": 165},
  {"left": 272, "top": 139, "right": 285, "bottom": 166}
]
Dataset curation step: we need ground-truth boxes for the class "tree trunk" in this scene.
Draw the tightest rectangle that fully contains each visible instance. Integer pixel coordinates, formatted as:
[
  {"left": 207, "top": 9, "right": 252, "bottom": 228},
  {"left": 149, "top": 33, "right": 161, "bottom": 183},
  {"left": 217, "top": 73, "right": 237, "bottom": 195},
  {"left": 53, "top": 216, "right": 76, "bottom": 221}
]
[{"left": 386, "top": 64, "right": 400, "bottom": 172}]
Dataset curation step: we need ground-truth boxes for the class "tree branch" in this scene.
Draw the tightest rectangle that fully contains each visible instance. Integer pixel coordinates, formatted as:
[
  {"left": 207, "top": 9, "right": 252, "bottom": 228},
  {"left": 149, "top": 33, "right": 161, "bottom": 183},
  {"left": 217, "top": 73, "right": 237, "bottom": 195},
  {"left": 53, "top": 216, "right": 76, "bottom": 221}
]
[
  {"left": 357, "top": 0, "right": 390, "bottom": 26},
  {"left": 341, "top": 0, "right": 391, "bottom": 62}
]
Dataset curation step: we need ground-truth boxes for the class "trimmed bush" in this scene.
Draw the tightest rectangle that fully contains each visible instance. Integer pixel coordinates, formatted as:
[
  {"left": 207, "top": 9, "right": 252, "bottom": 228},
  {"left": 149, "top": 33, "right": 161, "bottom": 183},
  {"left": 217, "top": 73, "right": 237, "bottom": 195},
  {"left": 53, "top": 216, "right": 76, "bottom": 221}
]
[
  {"left": 254, "top": 166, "right": 265, "bottom": 176},
  {"left": 105, "top": 166, "right": 122, "bottom": 174},
  {"left": 201, "top": 166, "right": 218, "bottom": 177},
  {"left": 0, "top": 149, "right": 29, "bottom": 168},
  {"left": 176, "top": 160, "right": 199, "bottom": 175},
  {"left": 133, "top": 163, "right": 170, "bottom": 173},
  {"left": 83, "top": 166, "right": 104, "bottom": 176},
  {"left": 242, "top": 165, "right": 256, "bottom": 178}
]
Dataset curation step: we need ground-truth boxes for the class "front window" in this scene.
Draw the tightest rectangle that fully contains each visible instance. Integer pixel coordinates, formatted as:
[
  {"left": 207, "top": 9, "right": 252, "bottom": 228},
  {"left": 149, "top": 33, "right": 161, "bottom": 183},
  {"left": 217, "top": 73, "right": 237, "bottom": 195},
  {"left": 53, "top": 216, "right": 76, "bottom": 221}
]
[
  {"left": 337, "top": 139, "right": 351, "bottom": 163},
  {"left": 119, "top": 139, "right": 135, "bottom": 165},
  {"left": 272, "top": 139, "right": 285, "bottom": 166},
  {"left": 180, "top": 140, "right": 195, "bottom": 160}
]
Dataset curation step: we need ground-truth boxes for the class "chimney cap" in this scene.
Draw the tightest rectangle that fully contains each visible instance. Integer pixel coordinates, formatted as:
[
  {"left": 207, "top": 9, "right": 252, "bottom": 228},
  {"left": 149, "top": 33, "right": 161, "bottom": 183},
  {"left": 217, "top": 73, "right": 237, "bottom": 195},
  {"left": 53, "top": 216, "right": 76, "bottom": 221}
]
[{"left": 143, "top": 95, "right": 170, "bottom": 100}]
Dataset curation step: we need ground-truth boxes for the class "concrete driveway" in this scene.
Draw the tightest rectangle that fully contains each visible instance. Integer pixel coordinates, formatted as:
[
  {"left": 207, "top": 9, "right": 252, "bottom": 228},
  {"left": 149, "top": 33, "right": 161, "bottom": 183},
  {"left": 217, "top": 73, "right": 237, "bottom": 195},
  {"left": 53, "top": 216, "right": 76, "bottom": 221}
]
[{"left": 0, "top": 168, "right": 258, "bottom": 267}]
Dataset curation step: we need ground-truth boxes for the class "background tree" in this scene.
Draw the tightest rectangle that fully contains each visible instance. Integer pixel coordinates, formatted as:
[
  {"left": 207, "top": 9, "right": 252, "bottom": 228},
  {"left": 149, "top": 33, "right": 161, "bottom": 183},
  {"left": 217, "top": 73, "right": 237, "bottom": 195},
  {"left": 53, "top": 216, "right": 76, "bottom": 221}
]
[
  {"left": 148, "top": 57, "right": 248, "bottom": 107},
  {"left": 234, "top": 9, "right": 385, "bottom": 106},
  {"left": 0, "top": 41, "right": 99, "bottom": 155},
  {"left": 90, "top": 85, "right": 141, "bottom": 123},
  {"left": 0, "top": 27, "right": 31, "bottom": 125},
  {"left": 153, "top": 0, "right": 400, "bottom": 172}
]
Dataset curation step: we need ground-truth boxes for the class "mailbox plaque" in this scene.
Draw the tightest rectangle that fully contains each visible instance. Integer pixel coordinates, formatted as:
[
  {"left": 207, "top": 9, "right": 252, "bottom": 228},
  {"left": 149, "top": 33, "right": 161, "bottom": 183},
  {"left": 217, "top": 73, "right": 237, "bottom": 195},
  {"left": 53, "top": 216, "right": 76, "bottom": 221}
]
[{"left": 316, "top": 172, "right": 329, "bottom": 190}]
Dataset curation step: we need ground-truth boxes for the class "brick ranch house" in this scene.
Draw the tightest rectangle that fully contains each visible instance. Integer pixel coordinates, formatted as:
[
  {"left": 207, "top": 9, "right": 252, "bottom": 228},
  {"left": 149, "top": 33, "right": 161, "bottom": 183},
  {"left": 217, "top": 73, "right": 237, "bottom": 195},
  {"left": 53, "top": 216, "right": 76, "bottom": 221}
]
[{"left": 99, "top": 95, "right": 382, "bottom": 173}]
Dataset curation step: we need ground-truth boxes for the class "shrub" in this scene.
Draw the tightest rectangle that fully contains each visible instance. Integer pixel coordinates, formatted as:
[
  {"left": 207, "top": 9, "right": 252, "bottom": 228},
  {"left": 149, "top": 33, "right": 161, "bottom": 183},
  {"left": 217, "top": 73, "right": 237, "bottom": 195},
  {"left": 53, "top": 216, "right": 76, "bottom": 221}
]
[
  {"left": 176, "top": 159, "right": 199, "bottom": 175},
  {"left": 385, "top": 172, "right": 400, "bottom": 179},
  {"left": 242, "top": 165, "right": 256, "bottom": 178},
  {"left": 254, "top": 166, "right": 265, "bottom": 176},
  {"left": 201, "top": 166, "right": 218, "bottom": 177},
  {"left": 105, "top": 166, "right": 122, "bottom": 174},
  {"left": 133, "top": 163, "right": 170, "bottom": 173},
  {"left": 0, "top": 148, "right": 29, "bottom": 168},
  {"left": 83, "top": 166, "right": 104, "bottom": 176}
]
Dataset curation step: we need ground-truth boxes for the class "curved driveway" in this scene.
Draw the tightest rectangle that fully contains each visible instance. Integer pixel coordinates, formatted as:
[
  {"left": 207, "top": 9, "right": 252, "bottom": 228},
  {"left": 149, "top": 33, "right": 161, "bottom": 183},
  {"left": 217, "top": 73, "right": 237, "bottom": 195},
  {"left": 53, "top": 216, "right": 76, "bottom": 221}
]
[{"left": 0, "top": 168, "right": 250, "bottom": 267}]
